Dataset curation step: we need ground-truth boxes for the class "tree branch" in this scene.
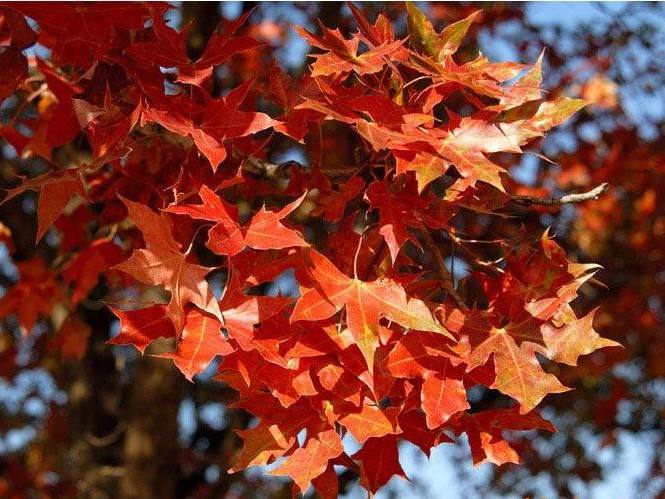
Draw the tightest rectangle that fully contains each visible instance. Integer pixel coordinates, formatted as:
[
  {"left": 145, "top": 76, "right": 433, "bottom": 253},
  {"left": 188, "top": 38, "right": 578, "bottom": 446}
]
[
  {"left": 242, "top": 157, "right": 357, "bottom": 182},
  {"left": 510, "top": 183, "right": 609, "bottom": 207},
  {"left": 421, "top": 230, "right": 468, "bottom": 311},
  {"left": 243, "top": 157, "right": 610, "bottom": 210}
]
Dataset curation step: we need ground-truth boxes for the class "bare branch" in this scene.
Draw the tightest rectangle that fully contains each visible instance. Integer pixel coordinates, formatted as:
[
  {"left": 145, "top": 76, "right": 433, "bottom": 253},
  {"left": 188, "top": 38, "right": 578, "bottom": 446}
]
[
  {"left": 242, "top": 157, "right": 296, "bottom": 180},
  {"left": 510, "top": 183, "right": 609, "bottom": 207}
]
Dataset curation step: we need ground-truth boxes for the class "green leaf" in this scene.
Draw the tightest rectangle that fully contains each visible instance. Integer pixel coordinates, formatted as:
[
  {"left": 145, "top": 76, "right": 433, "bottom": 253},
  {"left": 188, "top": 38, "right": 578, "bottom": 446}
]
[
  {"left": 439, "top": 10, "right": 481, "bottom": 59},
  {"left": 406, "top": 1, "right": 442, "bottom": 58}
]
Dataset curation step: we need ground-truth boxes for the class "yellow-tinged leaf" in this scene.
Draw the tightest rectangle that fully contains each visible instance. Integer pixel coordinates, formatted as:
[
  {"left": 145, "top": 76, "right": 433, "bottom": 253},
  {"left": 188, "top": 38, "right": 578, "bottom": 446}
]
[
  {"left": 543, "top": 308, "right": 620, "bottom": 366},
  {"left": 339, "top": 404, "right": 399, "bottom": 443},
  {"left": 467, "top": 327, "right": 569, "bottom": 413},
  {"left": 230, "top": 421, "right": 296, "bottom": 472}
]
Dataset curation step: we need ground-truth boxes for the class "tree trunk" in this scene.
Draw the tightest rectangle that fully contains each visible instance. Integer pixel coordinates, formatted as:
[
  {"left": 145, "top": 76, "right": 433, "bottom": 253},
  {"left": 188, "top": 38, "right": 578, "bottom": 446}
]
[
  {"left": 65, "top": 307, "right": 124, "bottom": 499},
  {"left": 119, "top": 352, "right": 184, "bottom": 499}
]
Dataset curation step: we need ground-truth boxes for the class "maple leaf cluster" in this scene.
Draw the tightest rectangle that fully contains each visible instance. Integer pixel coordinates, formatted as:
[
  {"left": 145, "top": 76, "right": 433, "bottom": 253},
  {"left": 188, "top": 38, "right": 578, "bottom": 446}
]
[{"left": 0, "top": 2, "right": 619, "bottom": 496}]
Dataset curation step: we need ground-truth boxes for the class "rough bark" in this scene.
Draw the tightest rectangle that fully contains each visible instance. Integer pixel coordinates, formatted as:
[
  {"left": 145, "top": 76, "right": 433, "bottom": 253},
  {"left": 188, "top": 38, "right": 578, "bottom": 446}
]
[
  {"left": 119, "top": 348, "right": 184, "bottom": 499},
  {"left": 65, "top": 307, "right": 124, "bottom": 499}
]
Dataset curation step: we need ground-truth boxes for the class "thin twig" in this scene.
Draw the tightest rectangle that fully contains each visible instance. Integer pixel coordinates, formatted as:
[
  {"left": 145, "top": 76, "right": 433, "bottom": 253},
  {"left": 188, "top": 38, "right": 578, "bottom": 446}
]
[
  {"left": 84, "top": 423, "right": 126, "bottom": 447},
  {"left": 510, "top": 183, "right": 609, "bottom": 207},
  {"left": 421, "top": 230, "right": 467, "bottom": 310},
  {"left": 8, "top": 83, "right": 48, "bottom": 127},
  {"left": 134, "top": 125, "right": 376, "bottom": 183},
  {"left": 448, "top": 231, "right": 505, "bottom": 274}
]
